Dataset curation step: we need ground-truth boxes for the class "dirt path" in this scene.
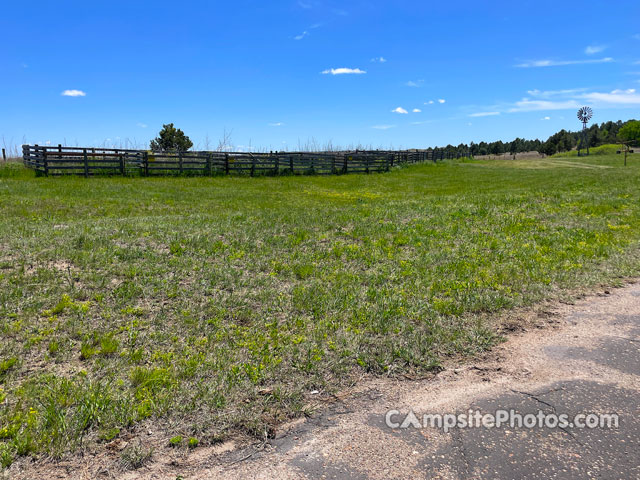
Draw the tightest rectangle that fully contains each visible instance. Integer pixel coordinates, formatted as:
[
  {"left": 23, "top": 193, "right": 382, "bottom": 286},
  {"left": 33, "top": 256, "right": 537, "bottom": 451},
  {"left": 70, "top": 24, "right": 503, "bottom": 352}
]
[{"left": 10, "top": 283, "right": 640, "bottom": 479}]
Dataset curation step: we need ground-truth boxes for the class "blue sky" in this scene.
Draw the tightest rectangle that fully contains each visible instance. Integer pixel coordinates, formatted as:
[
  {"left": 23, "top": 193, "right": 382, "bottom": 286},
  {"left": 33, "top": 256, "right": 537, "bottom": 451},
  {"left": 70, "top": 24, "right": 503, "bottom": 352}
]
[{"left": 2, "top": 0, "right": 640, "bottom": 151}]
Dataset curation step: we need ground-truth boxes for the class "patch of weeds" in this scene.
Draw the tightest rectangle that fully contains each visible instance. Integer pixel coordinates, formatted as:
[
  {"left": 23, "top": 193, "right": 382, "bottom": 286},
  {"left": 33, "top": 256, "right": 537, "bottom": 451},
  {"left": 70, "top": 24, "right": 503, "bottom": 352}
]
[
  {"left": 48, "top": 340, "right": 60, "bottom": 356},
  {"left": 0, "top": 357, "right": 18, "bottom": 378},
  {"left": 169, "top": 435, "right": 182, "bottom": 447},
  {"left": 100, "top": 427, "right": 121, "bottom": 442},
  {"left": 187, "top": 437, "right": 198, "bottom": 449},
  {"left": 120, "top": 441, "right": 153, "bottom": 470},
  {"left": 99, "top": 333, "right": 120, "bottom": 356},
  {"left": 80, "top": 342, "right": 98, "bottom": 360}
]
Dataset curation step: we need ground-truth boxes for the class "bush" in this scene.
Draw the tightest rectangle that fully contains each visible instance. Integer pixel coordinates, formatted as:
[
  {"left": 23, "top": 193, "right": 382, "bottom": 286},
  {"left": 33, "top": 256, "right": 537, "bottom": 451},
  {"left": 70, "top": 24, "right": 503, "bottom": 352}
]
[{"left": 149, "top": 124, "right": 193, "bottom": 152}]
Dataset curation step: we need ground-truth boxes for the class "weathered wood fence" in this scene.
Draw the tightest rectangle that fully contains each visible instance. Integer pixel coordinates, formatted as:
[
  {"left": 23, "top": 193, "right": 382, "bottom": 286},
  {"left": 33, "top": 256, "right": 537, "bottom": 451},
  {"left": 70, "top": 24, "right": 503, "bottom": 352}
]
[{"left": 22, "top": 145, "right": 467, "bottom": 177}]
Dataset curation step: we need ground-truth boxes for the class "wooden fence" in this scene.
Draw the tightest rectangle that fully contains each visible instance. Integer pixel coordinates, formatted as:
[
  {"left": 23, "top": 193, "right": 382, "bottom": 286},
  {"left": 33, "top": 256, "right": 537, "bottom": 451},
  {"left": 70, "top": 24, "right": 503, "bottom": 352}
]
[{"left": 22, "top": 145, "right": 467, "bottom": 177}]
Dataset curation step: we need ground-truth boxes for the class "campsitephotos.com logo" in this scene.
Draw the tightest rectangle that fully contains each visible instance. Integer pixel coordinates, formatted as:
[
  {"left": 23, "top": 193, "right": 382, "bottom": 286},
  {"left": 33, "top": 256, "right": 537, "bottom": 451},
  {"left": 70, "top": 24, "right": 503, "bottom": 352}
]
[{"left": 385, "top": 409, "right": 619, "bottom": 433}]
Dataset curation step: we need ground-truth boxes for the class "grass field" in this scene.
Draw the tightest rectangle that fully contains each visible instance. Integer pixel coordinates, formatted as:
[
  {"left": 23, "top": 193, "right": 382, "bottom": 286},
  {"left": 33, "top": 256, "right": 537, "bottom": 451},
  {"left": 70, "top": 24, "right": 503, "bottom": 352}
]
[{"left": 1, "top": 154, "right": 639, "bottom": 468}]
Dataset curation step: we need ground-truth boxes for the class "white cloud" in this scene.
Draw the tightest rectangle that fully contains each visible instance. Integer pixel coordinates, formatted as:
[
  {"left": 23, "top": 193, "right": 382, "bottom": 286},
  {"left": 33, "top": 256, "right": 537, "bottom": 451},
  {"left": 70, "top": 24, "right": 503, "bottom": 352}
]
[
  {"left": 61, "top": 89, "right": 86, "bottom": 97},
  {"left": 372, "top": 125, "right": 396, "bottom": 130},
  {"left": 585, "top": 45, "right": 606, "bottom": 55},
  {"left": 425, "top": 100, "right": 434, "bottom": 105},
  {"left": 294, "top": 31, "right": 308, "bottom": 40},
  {"left": 489, "top": 87, "right": 640, "bottom": 114},
  {"left": 526, "top": 88, "right": 588, "bottom": 98},
  {"left": 371, "top": 57, "right": 387, "bottom": 63},
  {"left": 468, "top": 111, "right": 500, "bottom": 117},
  {"left": 515, "top": 57, "right": 613, "bottom": 68},
  {"left": 268, "top": 122, "right": 284, "bottom": 127},
  {"left": 508, "top": 99, "right": 581, "bottom": 112},
  {"left": 321, "top": 68, "right": 366, "bottom": 75},
  {"left": 137, "top": 122, "right": 148, "bottom": 128},
  {"left": 438, "top": 99, "right": 446, "bottom": 104},
  {"left": 406, "top": 80, "right": 424, "bottom": 87},
  {"left": 391, "top": 107, "right": 408, "bottom": 114},
  {"left": 541, "top": 116, "right": 551, "bottom": 120},
  {"left": 412, "top": 108, "right": 422, "bottom": 113},
  {"left": 581, "top": 88, "right": 640, "bottom": 105}
]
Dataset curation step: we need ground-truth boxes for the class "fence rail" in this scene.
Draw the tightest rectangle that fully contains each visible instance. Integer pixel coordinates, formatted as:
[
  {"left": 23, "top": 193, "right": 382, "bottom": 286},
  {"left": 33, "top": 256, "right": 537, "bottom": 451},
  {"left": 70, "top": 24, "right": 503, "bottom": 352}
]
[{"left": 22, "top": 145, "right": 468, "bottom": 177}]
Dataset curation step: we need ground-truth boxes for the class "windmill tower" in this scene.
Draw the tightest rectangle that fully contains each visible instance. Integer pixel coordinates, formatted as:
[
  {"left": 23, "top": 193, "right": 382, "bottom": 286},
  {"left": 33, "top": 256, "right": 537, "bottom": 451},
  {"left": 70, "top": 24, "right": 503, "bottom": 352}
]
[{"left": 577, "top": 106, "right": 593, "bottom": 156}]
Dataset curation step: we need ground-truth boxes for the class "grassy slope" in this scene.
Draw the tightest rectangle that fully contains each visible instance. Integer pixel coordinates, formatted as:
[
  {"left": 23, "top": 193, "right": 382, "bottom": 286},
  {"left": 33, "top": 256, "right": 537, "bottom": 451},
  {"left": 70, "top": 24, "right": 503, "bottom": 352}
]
[
  {"left": 1, "top": 155, "right": 640, "bottom": 465},
  {"left": 552, "top": 143, "right": 637, "bottom": 157}
]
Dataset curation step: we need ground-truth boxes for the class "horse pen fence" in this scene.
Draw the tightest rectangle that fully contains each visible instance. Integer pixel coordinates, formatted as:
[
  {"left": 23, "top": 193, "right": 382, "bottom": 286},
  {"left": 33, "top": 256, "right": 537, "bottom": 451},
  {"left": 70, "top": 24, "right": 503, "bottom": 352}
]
[{"left": 22, "top": 145, "right": 467, "bottom": 177}]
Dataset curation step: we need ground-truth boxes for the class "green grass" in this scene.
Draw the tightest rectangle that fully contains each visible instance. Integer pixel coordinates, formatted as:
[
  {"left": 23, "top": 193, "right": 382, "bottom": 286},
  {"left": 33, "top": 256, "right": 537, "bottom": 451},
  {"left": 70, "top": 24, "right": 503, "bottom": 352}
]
[
  {"left": 552, "top": 143, "right": 636, "bottom": 157},
  {"left": 1, "top": 155, "right": 640, "bottom": 467}
]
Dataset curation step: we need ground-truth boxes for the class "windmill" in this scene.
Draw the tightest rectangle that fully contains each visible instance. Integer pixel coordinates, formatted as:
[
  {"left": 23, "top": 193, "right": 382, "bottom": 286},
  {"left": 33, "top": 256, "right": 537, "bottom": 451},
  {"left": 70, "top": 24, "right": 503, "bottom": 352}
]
[{"left": 577, "top": 106, "right": 593, "bottom": 156}]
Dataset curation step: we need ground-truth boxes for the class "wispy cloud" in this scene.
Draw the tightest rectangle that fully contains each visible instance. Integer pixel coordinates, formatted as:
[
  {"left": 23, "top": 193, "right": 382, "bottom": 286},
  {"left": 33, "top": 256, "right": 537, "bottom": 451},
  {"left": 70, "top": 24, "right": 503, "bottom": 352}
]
[
  {"left": 438, "top": 99, "right": 446, "bottom": 104},
  {"left": 526, "top": 88, "right": 589, "bottom": 98},
  {"left": 137, "top": 122, "right": 147, "bottom": 128},
  {"left": 406, "top": 80, "right": 424, "bottom": 87},
  {"left": 391, "top": 107, "right": 408, "bottom": 114},
  {"left": 482, "top": 87, "right": 640, "bottom": 113},
  {"left": 370, "top": 56, "right": 387, "bottom": 63},
  {"left": 332, "top": 8, "right": 348, "bottom": 16},
  {"left": 425, "top": 100, "right": 434, "bottom": 105},
  {"left": 294, "top": 23, "right": 321, "bottom": 40},
  {"left": 541, "top": 116, "right": 551, "bottom": 120},
  {"left": 321, "top": 67, "right": 366, "bottom": 75},
  {"left": 268, "top": 122, "right": 284, "bottom": 127},
  {"left": 372, "top": 124, "right": 396, "bottom": 130},
  {"left": 585, "top": 45, "right": 606, "bottom": 55},
  {"left": 412, "top": 108, "right": 422, "bottom": 113},
  {"left": 515, "top": 57, "right": 613, "bottom": 68},
  {"left": 298, "top": 0, "right": 312, "bottom": 8},
  {"left": 581, "top": 88, "right": 640, "bottom": 105},
  {"left": 468, "top": 111, "right": 500, "bottom": 117},
  {"left": 61, "top": 89, "right": 86, "bottom": 97},
  {"left": 632, "top": 34, "right": 640, "bottom": 40},
  {"left": 508, "top": 99, "right": 580, "bottom": 112}
]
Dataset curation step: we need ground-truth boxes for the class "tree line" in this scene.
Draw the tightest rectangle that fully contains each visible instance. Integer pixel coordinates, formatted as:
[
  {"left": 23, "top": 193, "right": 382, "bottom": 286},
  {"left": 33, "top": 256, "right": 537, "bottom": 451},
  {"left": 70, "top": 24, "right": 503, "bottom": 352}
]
[{"left": 436, "top": 119, "right": 638, "bottom": 158}]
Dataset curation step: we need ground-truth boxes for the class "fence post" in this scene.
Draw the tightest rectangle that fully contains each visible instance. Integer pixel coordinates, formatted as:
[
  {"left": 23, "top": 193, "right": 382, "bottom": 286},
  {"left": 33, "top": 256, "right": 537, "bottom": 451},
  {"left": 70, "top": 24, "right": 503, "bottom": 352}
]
[
  {"left": 331, "top": 155, "right": 336, "bottom": 174},
  {"left": 290, "top": 155, "right": 294, "bottom": 173},
  {"left": 365, "top": 155, "right": 369, "bottom": 174},
  {"left": 250, "top": 153, "right": 255, "bottom": 177},
  {"left": 38, "top": 145, "right": 48, "bottom": 176},
  {"left": 343, "top": 154, "right": 348, "bottom": 174},
  {"left": 1, "top": 148, "right": 5, "bottom": 161},
  {"left": 179, "top": 151, "right": 183, "bottom": 174},
  {"left": 119, "top": 153, "right": 125, "bottom": 175},
  {"left": 206, "top": 153, "right": 212, "bottom": 176},
  {"left": 225, "top": 153, "right": 229, "bottom": 175},
  {"left": 274, "top": 151, "right": 279, "bottom": 175},
  {"left": 143, "top": 151, "right": 149, "bottom": 176},
  {"left": 83, "top": 148, "right": 89, "bottom": 177}
]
